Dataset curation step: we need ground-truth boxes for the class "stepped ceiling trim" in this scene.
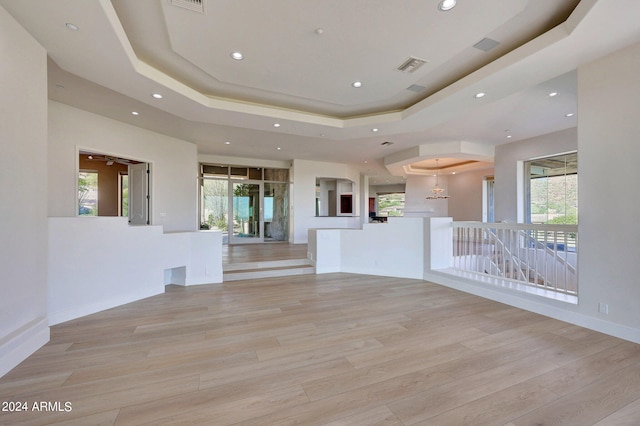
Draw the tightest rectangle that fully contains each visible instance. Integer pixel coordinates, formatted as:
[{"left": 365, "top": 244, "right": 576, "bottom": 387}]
[{"left": 2, "top": 0, "right": 639, "bottom": 179}]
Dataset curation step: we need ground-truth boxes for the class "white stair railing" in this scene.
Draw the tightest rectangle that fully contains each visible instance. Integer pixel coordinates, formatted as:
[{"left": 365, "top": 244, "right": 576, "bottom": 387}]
[{"left": 452, "top": 222, "right": 578, "bottom": 296}]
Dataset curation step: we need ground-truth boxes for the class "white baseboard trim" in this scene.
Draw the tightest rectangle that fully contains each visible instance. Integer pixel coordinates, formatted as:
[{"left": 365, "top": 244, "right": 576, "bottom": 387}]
[
  {"left": 0, "top": 317, "right": 50, "bottom": 378},
  {"left": 425, "top": 270, "right": 640, "bottom": 345}
]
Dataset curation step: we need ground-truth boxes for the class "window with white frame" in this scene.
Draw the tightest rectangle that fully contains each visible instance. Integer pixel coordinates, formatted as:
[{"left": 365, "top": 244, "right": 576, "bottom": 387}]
[{"left": 524, "top": 152, "right": 577, "bottom": 224}]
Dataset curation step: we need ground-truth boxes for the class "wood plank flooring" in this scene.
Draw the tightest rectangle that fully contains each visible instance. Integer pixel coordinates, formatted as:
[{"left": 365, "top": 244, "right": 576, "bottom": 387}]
[
  {"left": 1, "top": 272, "right": 640, "bottom": 425},
  {"left": 223, "top": 243, "right": 309, "bottom": 265}
]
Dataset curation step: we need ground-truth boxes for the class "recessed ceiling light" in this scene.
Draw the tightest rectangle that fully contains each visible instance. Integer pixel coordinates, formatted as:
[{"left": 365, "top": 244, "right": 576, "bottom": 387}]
[
  {"left": 231, "top": 51, "right": 243, "bottom": 60},
  {"left": 566, "top": 113, "right": 575, "bottom": 117},
  {"left": 507, "top": 135, "right": 512, "bottom": 139},
  {"left": 372, "top": 128, "right": 379, "bottom": 132},
  {"left": 273, "top": 123, "right": 281, "bottom": 128},
  {"left": 224, "top": 141, "right": 231, "bottom": 145},
  {"left": 152, "top": 93, "right": 163, "bottom": 99},
  {"left": 65, "top": 22, "right": 79, "bottom": 31},
  {"left": 438, "top": 0, "right": 457, "bottom": 11},
  {"left": 474, "top": 92, "right": 486, "bottom": 99},
  {"left": 352, "top": 81, "right": 363, "bottom": 88},
  {"left": 452, "top": 172, "right": 456, "bottom": 175},
  {"left": 131, "top": 111, "right": 139, "bottom": 116},
  {"left": 276, "top": 147, "right": 281, "bottom": 150},
  {"left": 549, "top": 92, "right": 558, "bottom": 97}
]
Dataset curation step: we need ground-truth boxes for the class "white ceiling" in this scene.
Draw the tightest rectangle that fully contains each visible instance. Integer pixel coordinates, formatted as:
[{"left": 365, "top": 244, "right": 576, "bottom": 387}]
[{"left": 3, "top": 0, "right": 640, "bottom": 183}]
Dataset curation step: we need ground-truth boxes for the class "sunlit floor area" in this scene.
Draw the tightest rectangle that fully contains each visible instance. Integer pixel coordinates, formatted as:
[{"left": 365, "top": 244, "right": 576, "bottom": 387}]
[{"left": 1, "top": 273, "right": 640, "bottom": 425}]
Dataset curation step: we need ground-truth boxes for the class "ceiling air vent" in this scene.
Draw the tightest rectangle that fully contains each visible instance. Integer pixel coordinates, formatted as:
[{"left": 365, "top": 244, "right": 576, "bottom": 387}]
[
  {"left": 170, "top": 0, "right": 205, "bottom": 14},
  {"left": 407, "top": 84, "right": 426, "bottom": 93},
  {"left": 396, "top": 57, "right": 428, "bottom": 73},
  {"left": 473, "top": 37, "right": 500, "bottom": 52}
]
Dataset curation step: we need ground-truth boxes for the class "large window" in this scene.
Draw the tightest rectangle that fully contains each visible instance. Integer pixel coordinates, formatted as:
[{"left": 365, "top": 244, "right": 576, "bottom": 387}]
[
  {"left": 201, "top": 179, "right": 229, "bottom": 232},
  {"left": 376, "top": 193, "right": 405, "bottom": 217},
  {"left": 525, "top": 152, "right": 577, "bottom": 224}
]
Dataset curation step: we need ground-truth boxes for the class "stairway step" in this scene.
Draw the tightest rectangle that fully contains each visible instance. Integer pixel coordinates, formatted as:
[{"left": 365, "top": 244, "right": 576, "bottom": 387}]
[
  {"left": 223, "top": 263, "right": 315, "bottom": 281},
  {"left": 223, "top": 258, "right": 311, "bottom": 272}
]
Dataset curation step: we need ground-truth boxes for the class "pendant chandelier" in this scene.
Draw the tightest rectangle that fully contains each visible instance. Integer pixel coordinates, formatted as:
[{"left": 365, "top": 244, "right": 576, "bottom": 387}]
[{"left": 425, "top": 159, "right": 450, "bottom": 199}]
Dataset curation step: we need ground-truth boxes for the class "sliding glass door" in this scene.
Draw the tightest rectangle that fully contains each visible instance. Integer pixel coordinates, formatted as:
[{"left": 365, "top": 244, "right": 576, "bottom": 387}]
[
  {"left": 200, "top": 164, "right": 290, "bottom": 244},
  {"left": 230, "top": 181, "right": 263, "bottom": 243}
]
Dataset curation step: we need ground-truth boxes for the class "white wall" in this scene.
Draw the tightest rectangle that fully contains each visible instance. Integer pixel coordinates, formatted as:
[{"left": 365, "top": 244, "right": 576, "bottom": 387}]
[
  {"left": 44, "top": 105, "right": 226, "bottom": 327},
  {"left": 577, "top": 41, "right": 640, "bottom": 334},
  {"left": 448, "top": 168, "right": 493, "bottom": 221},
  {"left": 48, "top": 102, "right": 199, "bottom": 232},
  {"left": 404, "top": 174, "right": 448, "bottom": 217},
  {"left": 292, "top": 159, "right": 361, "bottom": 243},
  {"left": 0, "top": 6, "right": 50, "bottom": 377},
  {"left": 307, "top": 229, "right": 342, "bottom": 273},
  {"left": 48, "top": 218, "right": 222, "bottom": 325},
  {"left": 494, "top": 128, "right": 576, "bottom": 223},
  {"left": 370, "top": 184, "right": 405, "bottom": 196},
  {"left": 341, "top": 219, "right": 426, "bottom": 279},
  {"left": 309, "top": 218, "right": 428, "bottom": 279},
  {"left": 424, "top": 44, "right": 640, "bottom": 343}
]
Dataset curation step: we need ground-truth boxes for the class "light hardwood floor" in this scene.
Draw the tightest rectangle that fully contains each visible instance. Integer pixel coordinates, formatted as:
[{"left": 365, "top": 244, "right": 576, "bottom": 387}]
[
  {"left": 223, "top": 243, "right": 309, "bottom": 264},
  {"left": 2, "top": 272, "right": 640, "bottom": 425}
]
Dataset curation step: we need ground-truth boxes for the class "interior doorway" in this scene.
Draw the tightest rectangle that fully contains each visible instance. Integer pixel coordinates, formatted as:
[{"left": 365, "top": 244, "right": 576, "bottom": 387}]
[{"left": 200, "top": 164, "right": 290, "bottom": 244}]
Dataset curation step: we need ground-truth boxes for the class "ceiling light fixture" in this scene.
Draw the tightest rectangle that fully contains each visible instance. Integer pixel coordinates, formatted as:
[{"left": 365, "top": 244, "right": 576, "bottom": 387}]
[
  {"left": 152, "top": 93, "right": 163, "bottom": 99},
  {"left": 549, "top": 92, "right": 558, "bottom": 97},
  {"left": 224, "top": 141, "right": 230, "bottom": 145},
  {"left": 131, "top": 111, "right": 139, "bottom": 116},
  {"left": 565, "top": 113, "right": 575, "bottom": 117},
  {"left": 372, "top": 128, "right": 379, "bottom": 132},
  {"left": 273, "top": 123, "right": 281, "bottom": 128},
  {"left": 474, "top": 92, "right": 486, "bottom": 99},
  {"left": 65, "top": 22, "right": 79, "bottom": 31},
  {"left": 231, "top": 51, "right": 243, "bottom": 60},
  {"left": 425, "top": 159, "right": 450, "bottom": 200},
  {"left": 352, "top": 81, "right": 363, "bottom": 88},
  {"left": 438, "top": 0, "right": 457, "bottom": 11}
]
